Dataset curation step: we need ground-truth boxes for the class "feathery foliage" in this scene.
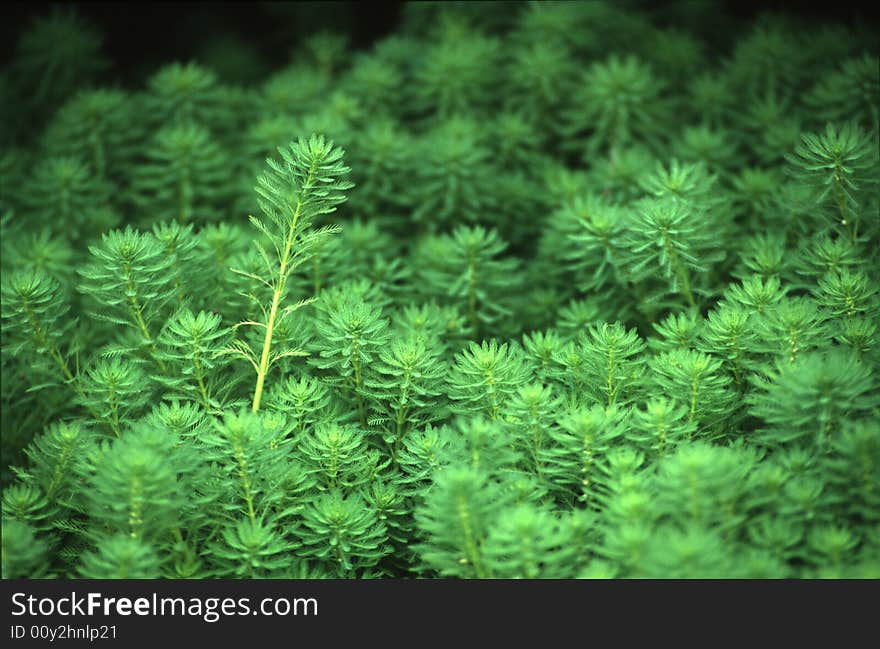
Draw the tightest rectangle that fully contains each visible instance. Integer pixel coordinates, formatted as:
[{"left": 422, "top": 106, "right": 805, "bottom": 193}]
[{"left": 2, "top": 2, "right": 878, "bottom": 581}]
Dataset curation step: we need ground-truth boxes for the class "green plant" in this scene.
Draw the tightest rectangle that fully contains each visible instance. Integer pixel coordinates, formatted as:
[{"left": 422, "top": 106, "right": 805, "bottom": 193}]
[
  {"left": 311, "top": 291, "right": 390, "bottom": 426},
  {"left": 224, "top": 135, "right": 352, "bottom": 412},
  {"left": 9, "top": 7, "right": 108, "bottom": 130},
  {"left": 415, "top": 466, "right": 502, "bottom": 578},
  {"left": 156, "top": 308, "right": 232, "bottom": 411},
  {"left": 787, "top": 122, "right": 879, "bottom": 240},
  {"left": 413, "top": 225, "right": 519, "bottom": 335},
  {"left": 749, "top": 350, "right": 877, "bottom": 450},
  {"left": 1, "top": 270, "right": 80, "bottom": 393},
  {"left": 131, "top": 121, "right": 231, "bottom": 225},
  {"left": 447, "top": 340, "right": 529, "bottom": 421},
  {"left": 540, "top": 404, "right": 629, "bottom": 506},
  {"left": 43, "top": 89, "right": 140, "bottom": 184},
  {"left": 805, "top": 54, "right": 880, "bottom": 134},
  {"left": 295, "top": 491, "right": 389, "bottom": 577},
  {"left": 413, "top": 25, "right": 500, "bottom": 119},
  {"left": 21, "top": 156, "right": 114, "bottom": 239},
  {"left": 565, "top": 54, "right": 669, "bottom": 155},
  {"left": 363, "top": 336, "right": 447, "bottom": 457},
  {"left": 77, "top": 227, "right": 175, "bottom": 370},
  {"left": 144, "top": 62, "right": 227, "bottom": 133},
  {"left": 626, "top": 196, "right": 723, "bottom": 310},
  {"left": 409, "top": 118, "right": 496, "bottom": 229},
  {"left": 2, "top": 3, "right": 879, "bottom": 582}
]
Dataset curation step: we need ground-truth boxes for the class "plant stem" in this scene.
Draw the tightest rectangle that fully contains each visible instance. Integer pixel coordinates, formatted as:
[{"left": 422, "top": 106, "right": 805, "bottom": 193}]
[
  {"left": 351, "top": 339, "right": 366, "bottom": 426},
  {"left": 20, "top": 300, "right": 101, "bottom": 420},
  {"left": 252, "top": 163, "right": 315, "bottom": 411},
  {"left": 233, "top": 440, "right": 256, "bottom": 525},
  {"left": 606, "top": 346, "right": 616, "bottom": 407},
  {"left": 467, "top": 252, "right": 478, "bottom": 334},
  {"left": 252, "top": 247, "right": 289, "bottom": 412},
  {"left": 457, "top": 495, "right": 488, "bottom": 579},
  {"left": 665, "top": 238, "right": 696, "bottom": 308},
  {"left": 123, "top": 264, "right": 168, "bottom": 374},
  {"left": 192, "top": 349, "right": 212, "bottom": 412}
]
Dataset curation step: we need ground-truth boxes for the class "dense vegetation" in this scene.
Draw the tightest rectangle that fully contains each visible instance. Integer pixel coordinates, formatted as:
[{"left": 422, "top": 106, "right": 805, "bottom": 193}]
[{"left": 1, "top": 2, "right": 878, "bottom": 579}]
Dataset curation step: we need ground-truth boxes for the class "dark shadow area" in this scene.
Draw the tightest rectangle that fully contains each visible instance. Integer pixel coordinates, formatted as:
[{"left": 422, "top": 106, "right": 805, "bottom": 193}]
[
  {"left": 4, "top": 1, "right": 878, "bottom": 78},
  {"left": 2, "top": 2, "right": 403, "bottom": 82}
]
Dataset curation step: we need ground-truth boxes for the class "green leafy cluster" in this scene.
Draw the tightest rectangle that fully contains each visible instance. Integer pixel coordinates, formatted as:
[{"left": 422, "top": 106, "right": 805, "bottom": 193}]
[{"left": 2, "top": 3, "right": 879, "bottom": 579}]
